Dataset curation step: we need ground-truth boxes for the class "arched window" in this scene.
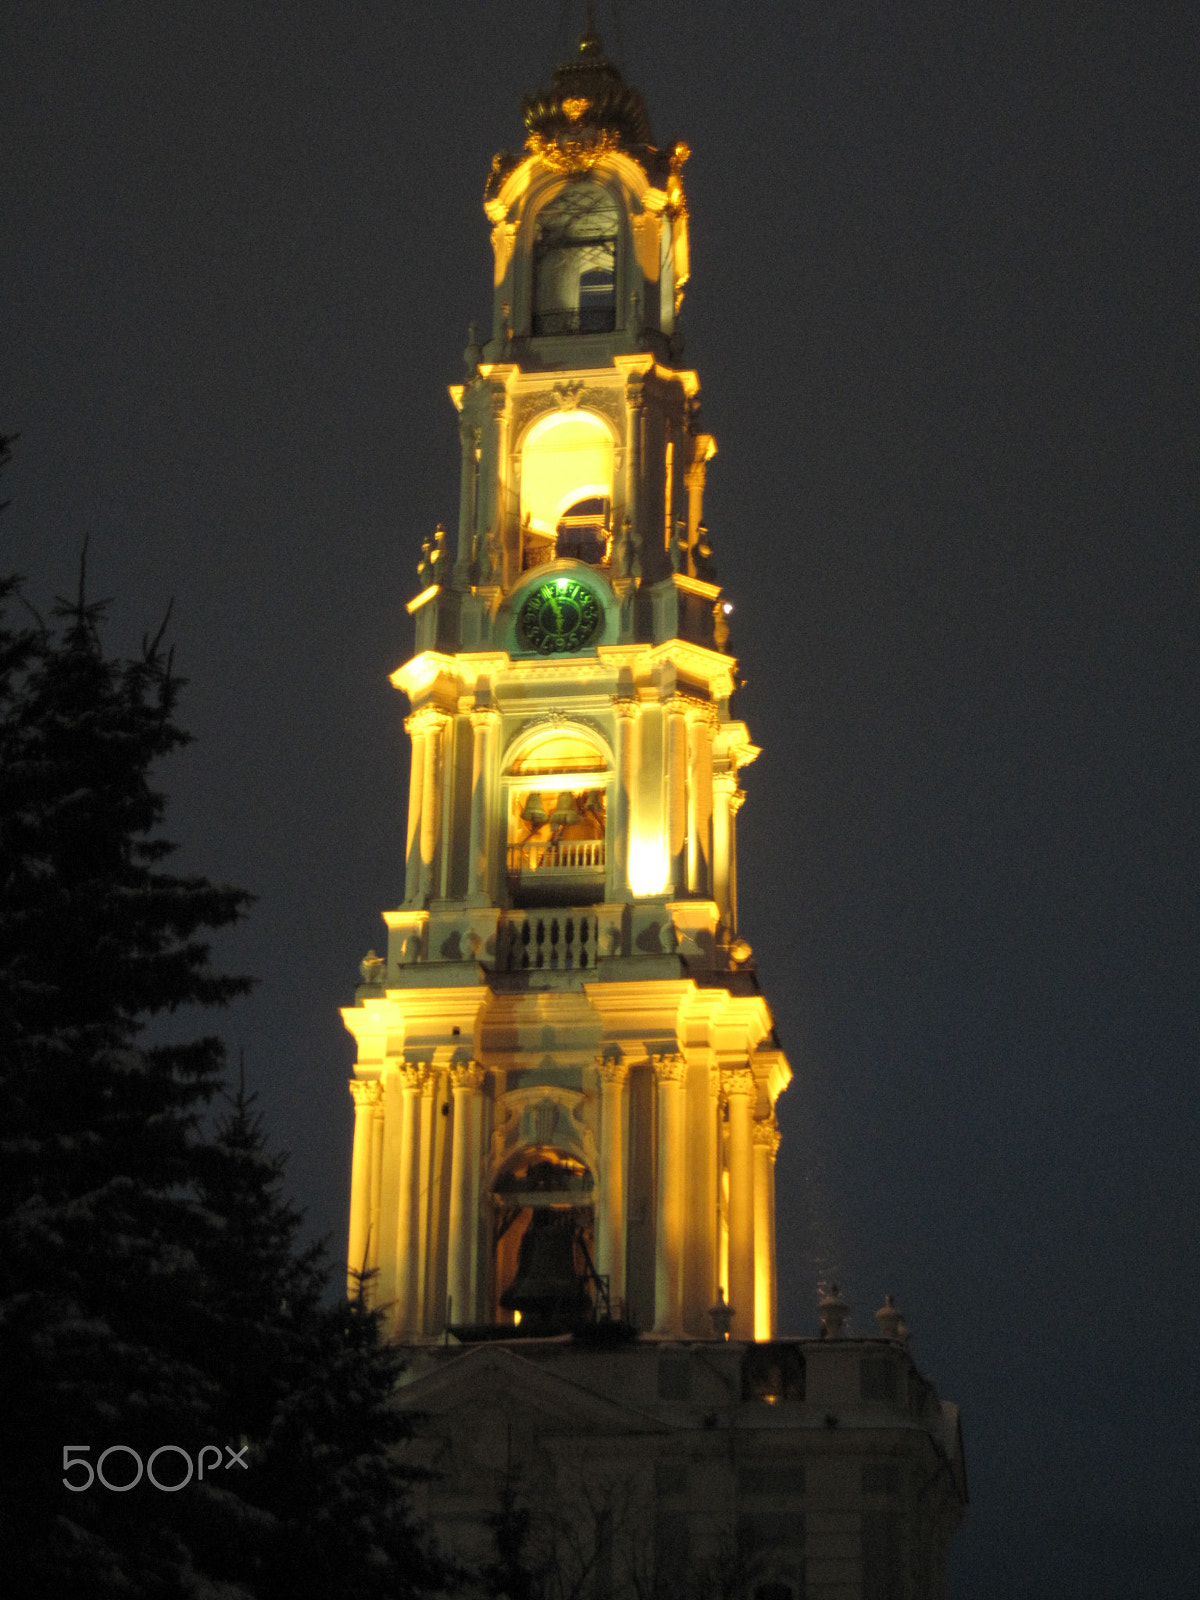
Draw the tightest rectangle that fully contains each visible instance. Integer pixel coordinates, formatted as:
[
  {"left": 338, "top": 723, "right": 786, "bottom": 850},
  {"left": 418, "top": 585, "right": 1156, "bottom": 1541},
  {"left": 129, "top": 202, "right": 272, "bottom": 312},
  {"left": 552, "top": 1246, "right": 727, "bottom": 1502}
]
[
  {"left": 504, "top": 729, "right": 610, "bottom": 906},
  {"left": 533, "top": 183, "right": 619, "bottom": 337},
  {"left": 519, "top": 410, "right": 614, "bottom": 569}
]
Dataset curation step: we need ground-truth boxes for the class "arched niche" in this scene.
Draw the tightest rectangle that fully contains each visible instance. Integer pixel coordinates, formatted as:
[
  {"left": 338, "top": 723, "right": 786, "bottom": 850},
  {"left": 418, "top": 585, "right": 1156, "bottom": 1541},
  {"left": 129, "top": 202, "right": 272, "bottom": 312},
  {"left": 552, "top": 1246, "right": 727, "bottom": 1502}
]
[
  {"left": 489, "top": 1106, "right": 598, "bottom": 1328},
  {"left": 530, "top": 180, "right": 621, "bottom": 337},
  {"left": 519, "top": 409, "right": 615, "bottom": 565},
  {"left": 502, "top": 724, "right": 613, "bottom": 907}
]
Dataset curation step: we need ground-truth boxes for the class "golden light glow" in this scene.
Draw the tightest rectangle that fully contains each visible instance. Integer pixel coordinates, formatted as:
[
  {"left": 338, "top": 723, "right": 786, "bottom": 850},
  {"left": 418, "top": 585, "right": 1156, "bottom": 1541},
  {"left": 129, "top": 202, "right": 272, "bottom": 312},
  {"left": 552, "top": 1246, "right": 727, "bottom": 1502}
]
[
  {"left": 519, "top": 410, "right": 614, "bottom": 538},
  {"left": 405, "top": 583, "right": 440, "bottom": 615},
  {"left": 628, "top": 834, "right": 668, "bottom": 897},
  {"left": 562, "top": 96, "right": 590, "bottom": 121}
]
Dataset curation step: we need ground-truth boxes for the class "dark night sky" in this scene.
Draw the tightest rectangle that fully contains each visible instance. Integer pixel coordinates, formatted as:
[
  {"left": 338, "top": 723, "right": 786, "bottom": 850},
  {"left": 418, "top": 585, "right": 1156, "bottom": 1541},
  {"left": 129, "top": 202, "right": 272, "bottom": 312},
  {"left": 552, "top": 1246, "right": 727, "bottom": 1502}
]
[{"left": 4, "top": 3, "right": 1198, "bottom": 1595}]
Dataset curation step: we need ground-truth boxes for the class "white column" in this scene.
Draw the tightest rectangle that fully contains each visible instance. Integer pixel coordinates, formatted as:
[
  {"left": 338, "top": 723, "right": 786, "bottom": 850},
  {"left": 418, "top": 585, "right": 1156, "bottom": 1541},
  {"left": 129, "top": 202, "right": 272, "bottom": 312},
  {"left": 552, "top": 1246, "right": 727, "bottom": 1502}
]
[
  {"left": 418, "top": 714, "right": 445, "bottom": 904},
  {"left": 404, "top": 717, "right": 429, "bottom": 905},
  {"left": 446, "top": 1062, "right": 485, "bottom": 1329},
  {"left": 753, "top": 1117, "right": 780, "bottom": 1340},
  {"left": 415, "top": 1072, "right": 437, "bottom": 1330},
  {"left": 368, "top": 1092, "right": 385, "bottom": 1282},
  {"left": 393, "top": 1064, "right": 428, "bottom": 1337},
  {"left": 724, "top": 1067, "right": 756, "bottom": 1341},
  {"left": 712, "top": 771, "right": 735, "bottom": 931},
  {"left": 374, "top": 1068, "right": 403, "bottom": 1324},
  {"left": 594, "top": 1057, "right": 630, "bottom": 1312},
  {"left": 687, "top": 712, "right": 713, "bottom": 897},
  {"left": 468, "top": 1087, "right": 486, "bottom": 1321},
  {"left": 481, "top": 387, "right": 508, "bottom": 552},
  {"left": 663, "top": 697, "right": 688, "bottom": 897},
  {"left": 347, "top": 1079, "right": 382, "bottom": 1297},
  {"left": 625, "top": 377, "right": 645, "bottom": 563},
  {"left": 653, "top": 1053, "right": 688, "bottom": 1335},
  {"left": 456, "top": 418, "right": 479, "bottom": 578},
  {"left": 438, "top": 717, "right": 458, "bottom": 900},
  {"left": 728, "top": 788, "right": 744, "bottom": 934},
  {"left": 467, "top": 708, "right": 499, "bottom": 903},
  {"left": 684, "top": 450, "right": 709, "bottom": 571},
  {"left": 612, "top": 700, "right": 638, "bottom": 900},
  {"left": 708, "top": 1071, "right": 722, "bottom": 1308}
]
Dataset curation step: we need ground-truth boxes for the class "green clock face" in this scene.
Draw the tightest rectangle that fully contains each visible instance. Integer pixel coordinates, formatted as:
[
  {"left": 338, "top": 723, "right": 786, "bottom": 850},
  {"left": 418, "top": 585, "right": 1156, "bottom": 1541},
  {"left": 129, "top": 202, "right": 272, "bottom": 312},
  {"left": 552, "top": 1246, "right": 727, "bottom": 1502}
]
[{"left": 518, "top": 577, "right": 602, "bottom": 655}]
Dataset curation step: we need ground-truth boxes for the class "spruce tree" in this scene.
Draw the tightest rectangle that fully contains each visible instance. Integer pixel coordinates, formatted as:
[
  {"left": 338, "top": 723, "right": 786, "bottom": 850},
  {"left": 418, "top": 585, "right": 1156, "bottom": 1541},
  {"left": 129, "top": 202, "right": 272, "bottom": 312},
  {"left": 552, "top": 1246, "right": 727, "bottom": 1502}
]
[
  {"left": 190, "top": 1076, "right": 450, "bottom": 1600},
  {"left": 0, "top": 565, "right": 252, "bottom": 1596},
  {"left": 0, "top": 458, "right": 449, "bottom": 1596}
]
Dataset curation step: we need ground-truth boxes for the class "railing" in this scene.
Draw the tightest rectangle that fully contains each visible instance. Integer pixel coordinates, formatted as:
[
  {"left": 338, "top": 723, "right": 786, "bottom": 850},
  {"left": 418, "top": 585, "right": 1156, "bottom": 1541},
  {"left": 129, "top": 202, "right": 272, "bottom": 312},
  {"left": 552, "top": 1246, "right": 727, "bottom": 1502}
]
[
  {"left": 521, "top": 540, "right": 556, "bottom": 572},
  {"left": 494, "top": 912, "right": 600, "bottom": 972},
  {"left": 532, "top": 307, "right": 617, "bottom": 337},
  {"left": 507, "top": 840, "right": 605, "bottom": 875}
]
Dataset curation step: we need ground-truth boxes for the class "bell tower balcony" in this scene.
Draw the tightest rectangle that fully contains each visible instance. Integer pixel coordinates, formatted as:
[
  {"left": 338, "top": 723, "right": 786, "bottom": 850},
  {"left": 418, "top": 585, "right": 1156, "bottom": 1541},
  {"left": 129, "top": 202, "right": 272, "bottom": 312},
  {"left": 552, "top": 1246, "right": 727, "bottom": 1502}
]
[{"left": 506, "top": 837, "right": 607, "bottom": 906}]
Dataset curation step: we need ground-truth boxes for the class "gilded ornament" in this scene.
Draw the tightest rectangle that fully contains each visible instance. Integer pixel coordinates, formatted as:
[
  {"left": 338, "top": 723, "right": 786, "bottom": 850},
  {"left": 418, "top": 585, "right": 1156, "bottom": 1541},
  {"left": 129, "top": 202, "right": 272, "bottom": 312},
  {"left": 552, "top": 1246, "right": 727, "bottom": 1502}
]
[{"left": 527, "top": 128, "right": 620, "bottom": 175}]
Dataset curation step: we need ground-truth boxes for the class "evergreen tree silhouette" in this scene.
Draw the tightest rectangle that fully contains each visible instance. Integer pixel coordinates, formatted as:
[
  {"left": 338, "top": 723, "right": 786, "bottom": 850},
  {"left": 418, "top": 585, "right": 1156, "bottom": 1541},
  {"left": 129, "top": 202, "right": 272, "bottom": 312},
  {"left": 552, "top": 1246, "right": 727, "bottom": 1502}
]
[
  {"left": 0, "top": 551, "right": 252, "bottom": 1595},
  {"left": 0, "top": 442, "right": 450, "bottom": 1596},
  {"left": 190, "top": 1068, "right": 449, "bottom": 1598}
]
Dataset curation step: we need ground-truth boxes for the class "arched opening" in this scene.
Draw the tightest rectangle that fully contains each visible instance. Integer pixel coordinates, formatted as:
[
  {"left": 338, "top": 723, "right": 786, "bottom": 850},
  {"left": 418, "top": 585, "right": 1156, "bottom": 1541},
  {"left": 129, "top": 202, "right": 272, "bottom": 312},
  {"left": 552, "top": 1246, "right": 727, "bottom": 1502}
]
[
  {"left": 493, "top": 1148, "right": 597, "bottom": 1332},
  {"left": 533, "top": 182, "right": 619, "bottom": 337},
  {"left": 505, "top": 730, "right": 609, "bottom": 906},
  {"left": 555, "top": 494, "right": 610, "bottom": 564},
  {"left": 520, "top": 410, "right": 614, "bottom": 571}
]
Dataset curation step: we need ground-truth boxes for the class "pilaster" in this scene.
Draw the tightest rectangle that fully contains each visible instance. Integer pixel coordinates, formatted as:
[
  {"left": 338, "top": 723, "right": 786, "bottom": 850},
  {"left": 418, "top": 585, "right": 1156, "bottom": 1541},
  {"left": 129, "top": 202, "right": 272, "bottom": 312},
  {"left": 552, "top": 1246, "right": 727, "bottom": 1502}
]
[
  {"left": 712, "top": 769, "right": 737, "bottom": 931},
  {"left": 404, "top": 715, "right": 429, "bottom": 905},
  {"left": 652, "top": 1051, "right": 688, "bottom": 1335},
  {"left": 416, "top": 1070, "right": 438, "bottom": 1329},
  {"left": 467, "top": 706, "right": 501, "bottom": 904},
  {"left": 347, "top": 1078, "right": 382, "bottom": 1298},
  {"left": 394, "top": 1062, "right": 431, "bottom": 1337},
  {"left": 417, "top": 712, "right": 448, "bottom": 904},
  {"left": 447, "top": 1062, "right": 486, "bottom": 1328},
  {"left": 594, "top": 1055, "right": 630, "bottom": 1310},
  {"left": 456, "top": 416, "right": 480, "bottom": 580},
  {"left": 687, "top": 707, "right": 714, "bottom": 896},
  {"left": 753, "top": 1115, "right": 781, "bottom": 1340},
  {"left": 723, "top": 1065, "right": 756, "bottom": 1342},
  {"left": 663, "top": 695, "right": 688, "bottom": 897},
  {"left": 612, "top": 698, "right": 639, "bottom": 901}
]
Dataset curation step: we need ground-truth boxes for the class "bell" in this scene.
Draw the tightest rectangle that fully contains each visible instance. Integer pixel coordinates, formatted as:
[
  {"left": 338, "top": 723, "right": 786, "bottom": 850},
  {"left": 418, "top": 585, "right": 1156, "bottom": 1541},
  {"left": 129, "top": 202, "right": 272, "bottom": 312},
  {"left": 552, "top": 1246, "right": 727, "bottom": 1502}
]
[
  {"left": 520, "top": 792, "right": 549, "bottom": 829},
  {"left": 548, "top": 793, "right": 582, "bottom": 830},
  {"left": 499, "top": 1209, "right": 592, "bottom": 1331}
]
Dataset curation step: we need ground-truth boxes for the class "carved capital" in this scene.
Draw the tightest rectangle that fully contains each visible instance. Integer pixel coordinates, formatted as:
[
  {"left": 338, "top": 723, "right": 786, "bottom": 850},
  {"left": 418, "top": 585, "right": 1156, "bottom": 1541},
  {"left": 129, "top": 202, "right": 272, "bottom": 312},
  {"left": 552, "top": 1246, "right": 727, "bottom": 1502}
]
[
  {"left": 449, "top": 1061, "right": 486, "bottom": 1093},
  {"left": 596, "top": 1054, "right": 630, "bottom": 1087},
  {"left": 349, "top": 1078, "right": 383, "bottom": 1109},
  {"left": 721, "top": 1066, "right": 756, "bottom": 1101},
  {"left": 398, "top": 1061, "right": 432, "bottom": 1091},
  {"left": 652, "top": 1051, "right": 688, "bottom": 1084},
  {"left": 752, "top": 1116, "right": 781, "bottom": 1155},
  {"left": 405, "top": 705, "right": 448, "bottom": 738},
  {"left": 470, "top": 705, "right": 500, "bottom": 732}
]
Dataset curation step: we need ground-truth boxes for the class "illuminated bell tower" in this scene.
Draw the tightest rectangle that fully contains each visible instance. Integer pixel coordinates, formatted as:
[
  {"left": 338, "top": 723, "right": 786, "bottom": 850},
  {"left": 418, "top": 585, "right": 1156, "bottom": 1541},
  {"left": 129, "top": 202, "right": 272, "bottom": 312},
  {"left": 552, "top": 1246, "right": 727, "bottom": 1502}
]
[{"left": 343, "top": 27, "right": 791, "bottom": 1344}]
